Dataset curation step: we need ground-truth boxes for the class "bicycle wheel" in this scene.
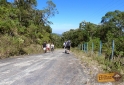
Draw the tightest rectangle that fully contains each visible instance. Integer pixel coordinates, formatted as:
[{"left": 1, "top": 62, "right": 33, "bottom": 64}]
[{"left": 51, "top": 48, "right": 54, "bottom": 52}]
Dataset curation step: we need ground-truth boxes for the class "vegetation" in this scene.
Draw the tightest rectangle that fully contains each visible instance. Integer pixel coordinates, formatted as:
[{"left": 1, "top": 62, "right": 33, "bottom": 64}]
[
  {"left": 0, "top": 0, "right": 124, "bottom": 75},
  {"left": 62, "top": 10, "right": 124, "bottom": 74},
  {"left": 0, "top": 0, "right": 60, "bottom": 58},
  {"left": 71, "top": 48, "right": 124, "bottom": 81},
  {"left": 62, "top": 10, "right": 124, "bottom": 58}
]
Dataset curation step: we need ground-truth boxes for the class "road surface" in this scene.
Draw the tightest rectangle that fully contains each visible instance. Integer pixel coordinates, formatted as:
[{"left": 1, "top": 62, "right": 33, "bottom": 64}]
[{"left": 0, "top": 49, "right": 89, "bottom": 85}]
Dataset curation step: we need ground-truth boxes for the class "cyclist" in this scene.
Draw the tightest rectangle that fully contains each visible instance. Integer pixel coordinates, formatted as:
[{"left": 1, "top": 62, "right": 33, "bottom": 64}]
[
  {"left": 51, "top": 43, "right": 54, "bottom": 52},
  {"left": 46, "top": 42, "right": 50, "bottom": 52},
  {"left": 63, "top": 41, "right": 66, "bottom": 49},
  {"left": 65, "top": 40, "right": 71, "bottom": 54},
  {"left": 42, "top": 41, "right": 47, "bottom": 53}
]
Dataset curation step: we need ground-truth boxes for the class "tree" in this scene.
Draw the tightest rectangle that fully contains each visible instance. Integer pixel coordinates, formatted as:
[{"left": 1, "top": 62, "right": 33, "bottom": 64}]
[
  {"left": 0, "top": 0, "right": 59, "bottom": 58},
  {"left": 101, "top": 10, "right": 124, "bottom": 36},
  {"left": 42, "top": 0, "right": 58, "bottom": 25},
  {"left": 50, "top": 33, "right": 62, "bottom": 48}
]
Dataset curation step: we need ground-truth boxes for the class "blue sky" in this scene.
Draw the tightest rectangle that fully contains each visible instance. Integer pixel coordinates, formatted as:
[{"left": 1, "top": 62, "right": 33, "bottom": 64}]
[{"left": 8, "top": 0, "right": 124, "bottom": 34}]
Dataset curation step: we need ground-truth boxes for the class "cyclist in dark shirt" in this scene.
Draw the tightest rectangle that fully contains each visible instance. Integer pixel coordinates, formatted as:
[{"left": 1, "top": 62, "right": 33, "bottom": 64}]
[
  {"left": 42, "top": 41, "right": 47, "bottom": 53},
  {"left": 65, "top": 40, "right": 71, "bottom": 54}
]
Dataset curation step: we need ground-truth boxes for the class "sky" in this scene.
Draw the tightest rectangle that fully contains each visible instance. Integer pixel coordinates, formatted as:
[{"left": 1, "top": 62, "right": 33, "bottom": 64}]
[{"left": 8, "top": 0, "right": 124, "bottom": 34}]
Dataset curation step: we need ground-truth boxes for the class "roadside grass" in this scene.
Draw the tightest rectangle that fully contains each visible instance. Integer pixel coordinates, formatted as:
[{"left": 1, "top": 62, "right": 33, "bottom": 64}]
[
  {"left": 71, "top": 47, "right": 124, "bottom": 81},
  {"left": 71, "top": 48, "right": 103, "bottom": 71},
  {"left": 23, "top": 44, "right": 44, "bottom": 55},
  {"left": 0, "top": 44, "right": 44, "bottom": 59},
  {"left": 0, "top": 35, "right": 44, "bottom": 59}
]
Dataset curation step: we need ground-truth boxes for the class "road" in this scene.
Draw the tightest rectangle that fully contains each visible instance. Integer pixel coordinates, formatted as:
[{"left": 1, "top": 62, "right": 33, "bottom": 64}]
[{"left": 0, "top": 49, "right": 88, "bottom": 85}]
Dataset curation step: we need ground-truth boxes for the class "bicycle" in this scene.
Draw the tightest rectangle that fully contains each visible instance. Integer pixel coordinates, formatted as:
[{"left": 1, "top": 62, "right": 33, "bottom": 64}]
[{"left": 51, "top": 47, "right": 54, "bottom": 53}]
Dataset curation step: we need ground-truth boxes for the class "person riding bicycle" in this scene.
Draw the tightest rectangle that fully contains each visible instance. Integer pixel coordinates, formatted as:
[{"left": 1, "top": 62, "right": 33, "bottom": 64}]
[
  {"left": 63, "top": 41, "right": 66, "bottom": 49},
  {"left": 42, "top": 41, "right": 47, "bottom": 53},
  {"left": 51, "top": 43, "right": 54, "bottom": 52},
  {"left": 46, "top": 42, "right": 50, "bottom": 52},
  {"left": 65, "top": 40, "right": 71, "bottom": 54}
]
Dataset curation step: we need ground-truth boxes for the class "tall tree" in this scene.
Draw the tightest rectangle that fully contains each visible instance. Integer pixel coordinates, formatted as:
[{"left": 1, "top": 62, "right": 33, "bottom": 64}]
[
  {"left": 14, "top": 0, "right": 37, "bottom": 27},
  {"left": 101, "top": 10, "right": 124, "bottom": 36},
  {"left": 42, "top": 0, "right": 58, "bottom": 25}
]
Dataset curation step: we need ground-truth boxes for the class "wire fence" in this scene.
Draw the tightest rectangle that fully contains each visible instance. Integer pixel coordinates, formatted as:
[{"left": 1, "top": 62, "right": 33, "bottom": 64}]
[{"left": 78, "top": 40, "right": 115, "bottom": 60}]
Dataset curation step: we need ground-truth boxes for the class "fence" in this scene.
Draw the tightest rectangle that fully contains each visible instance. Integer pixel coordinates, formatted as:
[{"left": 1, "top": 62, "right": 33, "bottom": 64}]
[{"left": 78, "top": 40, "right": 115, "bottom": 60}]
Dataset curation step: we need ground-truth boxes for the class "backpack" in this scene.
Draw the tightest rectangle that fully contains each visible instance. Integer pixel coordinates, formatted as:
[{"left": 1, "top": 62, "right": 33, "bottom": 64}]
[{"left": 66, "top": 41, "right": 71, "bottom": 46}]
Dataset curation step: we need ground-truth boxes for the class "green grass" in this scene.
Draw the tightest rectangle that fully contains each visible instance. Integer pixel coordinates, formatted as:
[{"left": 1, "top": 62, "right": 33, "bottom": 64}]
[
  {"left": 71, "top": 47, "right": 124, "bottom": 81},
  {"left": 0, "top": 35, "right": 44, "bottom": 59}
]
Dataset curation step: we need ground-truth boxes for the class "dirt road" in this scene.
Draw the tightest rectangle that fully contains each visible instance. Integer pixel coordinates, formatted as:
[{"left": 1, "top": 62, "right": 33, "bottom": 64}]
[{"left": 0, "top": 49, "right": 89, "bottom": 85}]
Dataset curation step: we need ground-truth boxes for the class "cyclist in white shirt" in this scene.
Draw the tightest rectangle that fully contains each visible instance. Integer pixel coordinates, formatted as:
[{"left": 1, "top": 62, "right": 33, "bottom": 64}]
[
  {"left": 46, "top": 42, "right": 50, "bottom": 52},
  {"left": 51, "top": 43, "right": 54, "bottom": 52}
]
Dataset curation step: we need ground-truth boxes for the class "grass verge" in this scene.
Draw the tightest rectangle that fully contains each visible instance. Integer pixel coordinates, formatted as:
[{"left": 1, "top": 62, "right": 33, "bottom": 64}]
[{"left": 71, "top": 47, "right": 124, "bottom": 83}]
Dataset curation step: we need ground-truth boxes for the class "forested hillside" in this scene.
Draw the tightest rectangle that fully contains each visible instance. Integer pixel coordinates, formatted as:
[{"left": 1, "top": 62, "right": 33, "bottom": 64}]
[{"left": 0, "top": 0, "right": 61, "bottom": 58}]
